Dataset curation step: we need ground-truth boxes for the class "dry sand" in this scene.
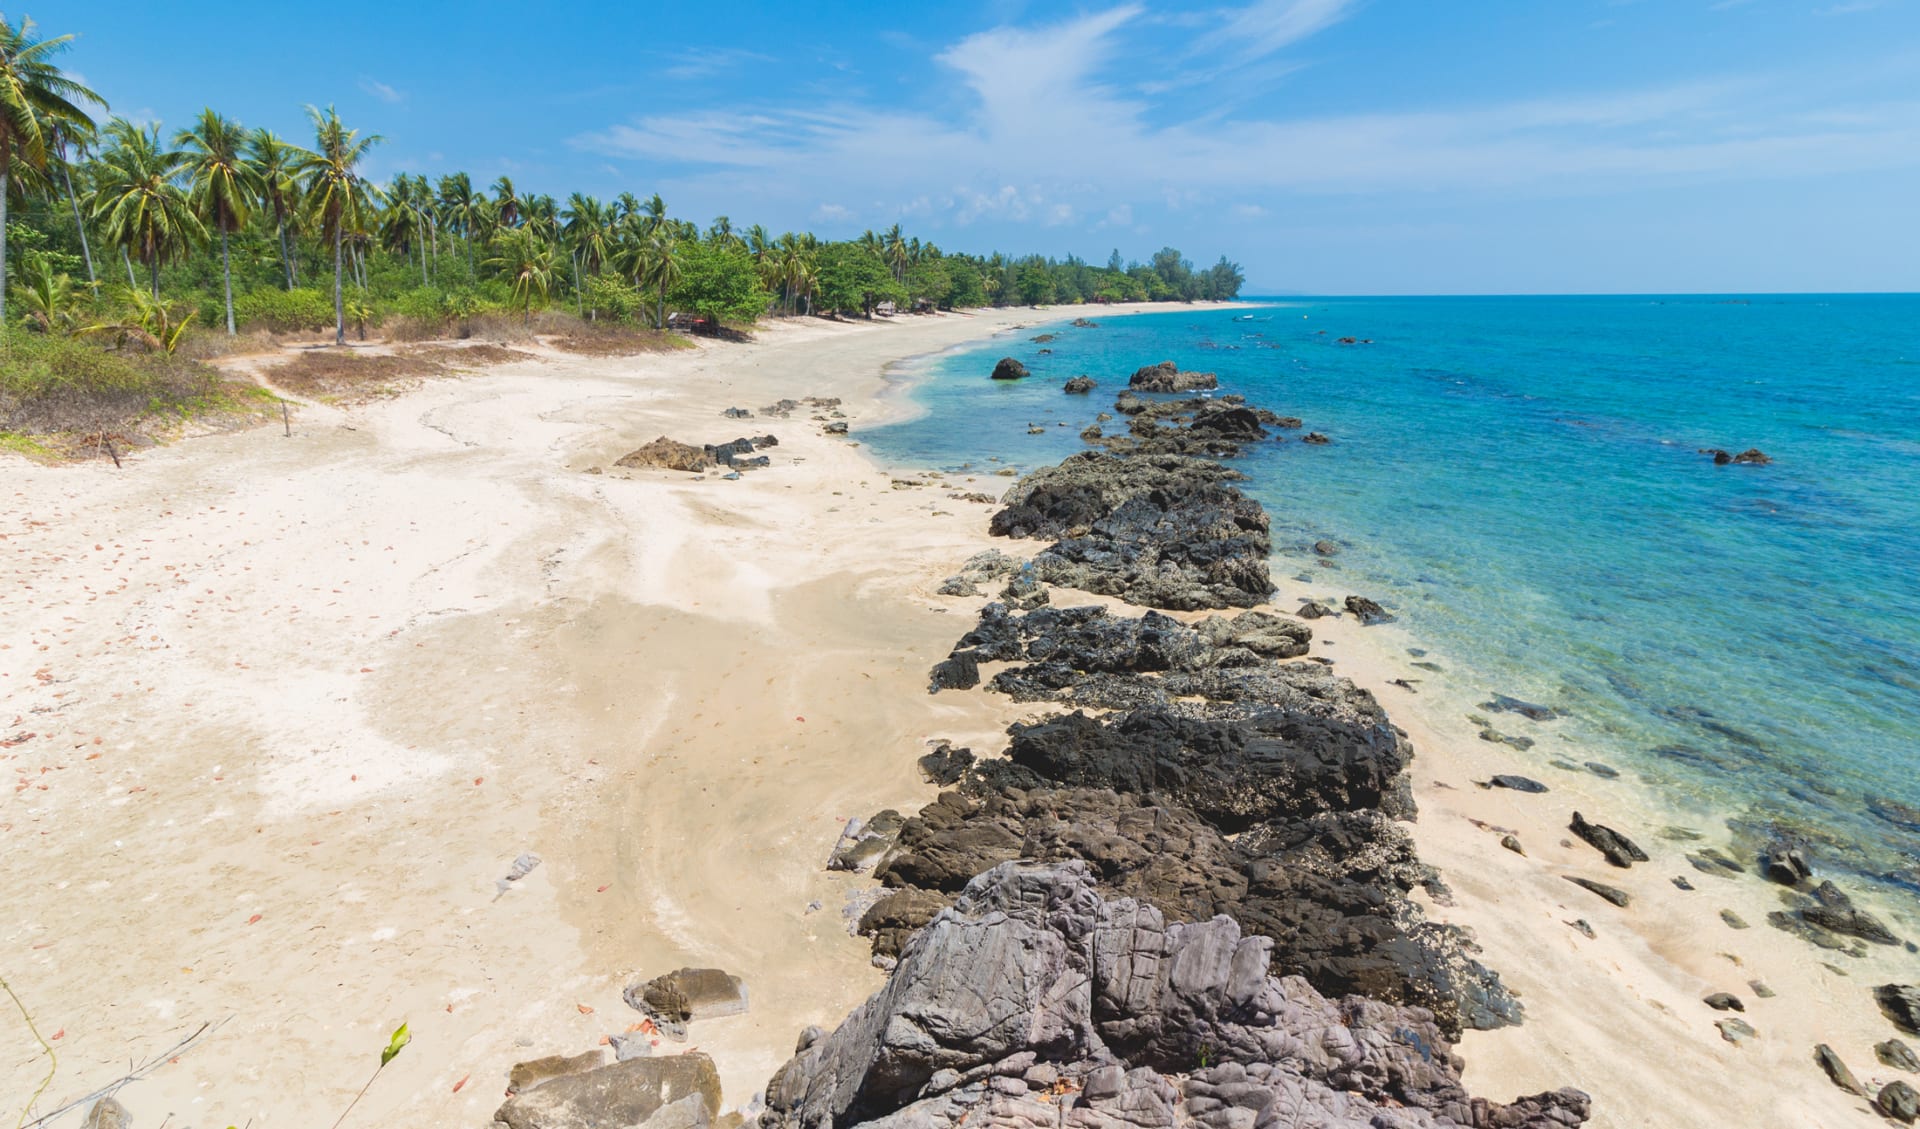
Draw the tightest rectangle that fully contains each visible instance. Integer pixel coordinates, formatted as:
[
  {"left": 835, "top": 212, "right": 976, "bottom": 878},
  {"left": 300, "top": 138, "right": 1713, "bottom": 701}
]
[{"left": 1, "top": 304, "right": 1907, "bottom": 1129}]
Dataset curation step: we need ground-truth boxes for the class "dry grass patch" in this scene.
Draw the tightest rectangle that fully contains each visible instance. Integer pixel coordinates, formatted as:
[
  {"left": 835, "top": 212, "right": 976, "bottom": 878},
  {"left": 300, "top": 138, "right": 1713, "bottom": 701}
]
[
  {"left": 265, "top": 343, "right": 536, "bottom": 401},
  {"left": 547, "top": 327, "right": 693, "bottom": 356}
]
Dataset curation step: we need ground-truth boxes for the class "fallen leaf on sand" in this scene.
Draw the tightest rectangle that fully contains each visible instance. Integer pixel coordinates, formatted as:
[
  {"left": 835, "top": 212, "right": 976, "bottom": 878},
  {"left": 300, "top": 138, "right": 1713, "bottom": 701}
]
[
  {"left": 596, "top": 884, "right": 610, "bottom": 893},
  {"left": 50, "top": 1029, "right": 63, "bottom": 1040},
  {"left": 796, "top": 716, "right": 806, "bottom": 722},
  {"left": 577, "top": 1003, "right": 594, "bottom": 1014},
  {"left": 452, "top": 1074, "right": 470, "bottom": 1093},
  {"left": 473, "top": 777, "right": 484, "bottom": 786},
  {"left": 247, "top": 914, "right": 262, "bottom": 924},
  {"left": 598, "top": 1035, "right": 610, "bottom": 1045}
]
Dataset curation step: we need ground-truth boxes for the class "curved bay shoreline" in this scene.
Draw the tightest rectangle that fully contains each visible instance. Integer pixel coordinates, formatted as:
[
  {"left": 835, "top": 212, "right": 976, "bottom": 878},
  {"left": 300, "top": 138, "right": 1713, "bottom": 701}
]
[{"left": 4, "top": 305, "right": 1913, "bottom": 1129}]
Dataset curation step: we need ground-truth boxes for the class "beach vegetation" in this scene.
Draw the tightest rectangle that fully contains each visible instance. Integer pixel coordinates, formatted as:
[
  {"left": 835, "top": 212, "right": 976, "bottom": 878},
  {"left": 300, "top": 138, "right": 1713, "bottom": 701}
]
[{"left": 0, "top": 13, "right": 1247, "bottom": 450}]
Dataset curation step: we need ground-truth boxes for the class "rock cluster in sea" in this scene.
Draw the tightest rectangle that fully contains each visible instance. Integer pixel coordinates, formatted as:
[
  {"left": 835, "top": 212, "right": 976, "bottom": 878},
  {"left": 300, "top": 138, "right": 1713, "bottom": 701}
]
[{"left": 763, "top": 379, "right": 1591, "bottom": 1128}]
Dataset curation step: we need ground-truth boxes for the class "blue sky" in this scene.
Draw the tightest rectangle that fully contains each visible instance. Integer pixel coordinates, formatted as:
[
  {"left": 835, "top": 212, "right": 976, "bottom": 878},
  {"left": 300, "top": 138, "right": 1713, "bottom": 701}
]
[{"left": 51, "top": 0, "right": 1920, "bottom": 294}]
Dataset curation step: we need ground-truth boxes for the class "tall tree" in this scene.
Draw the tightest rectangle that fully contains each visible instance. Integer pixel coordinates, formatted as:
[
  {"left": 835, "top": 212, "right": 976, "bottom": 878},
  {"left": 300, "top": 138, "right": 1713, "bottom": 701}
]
[
  {"left": 635, "top": 230, "right": 681, "bottom": 328},
  {"left": 248, "top": 128, "right": 305, "bottom": 288},
  {"left": 296, "top": 105, "right": 382, "bottom": 345},
  {"left": 177, "top": 109, "right": 261, "bottom": 334},
  {"left": 485, "top": 226, "right": 555, "bottom": 328},
  {"left": 91, "top": 118, "right": 202, "bottom": 298},
  {"left": 0, "top": 15, "right": 103, "bottom": 322},
  {"left": 436, "top": 171, "right": 479, "bottom": 273},
  {"left": 49, "top": 116, "right": 96, "bottom": 285},
  {"left": 491, "top": 175, "right": 520, "bottom": 228}
]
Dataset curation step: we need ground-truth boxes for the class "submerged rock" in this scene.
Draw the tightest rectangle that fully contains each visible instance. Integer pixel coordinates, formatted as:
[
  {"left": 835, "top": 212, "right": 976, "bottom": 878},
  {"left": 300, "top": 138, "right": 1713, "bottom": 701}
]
[
  {"left": 1127, "top": 359, "right": 1218, "bottom": 392},
  {"left": 1344, "top": 595, "right": 1392, "bottom": 624},
  {"left": 990, "top": 357, "right": 1030, "bottom": 381},
  {"left": 1489, "top": 775, "right": 1549, "bottom": 794},
  {"left": 1063, "top": 375, "right": 1097, "bottom": 394}
]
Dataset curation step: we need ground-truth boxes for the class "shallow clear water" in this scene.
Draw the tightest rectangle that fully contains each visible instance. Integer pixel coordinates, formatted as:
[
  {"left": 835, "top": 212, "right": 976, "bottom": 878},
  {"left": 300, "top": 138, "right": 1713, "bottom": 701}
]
[{"left": 865, "top": 296, "right": 1920, "bottom": 884}]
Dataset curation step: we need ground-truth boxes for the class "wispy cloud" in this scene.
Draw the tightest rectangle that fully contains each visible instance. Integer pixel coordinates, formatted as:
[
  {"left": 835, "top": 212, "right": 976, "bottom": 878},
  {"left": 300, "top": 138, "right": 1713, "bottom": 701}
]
[
  {"left": 1197, "top": 0, "right": 1358, "bottom": 63},
  {"left": 662, "top": 47, "right": 775, "bottom": 80},
  {"left": 358, "top": 77, "right": 404, "bottom": 104}
]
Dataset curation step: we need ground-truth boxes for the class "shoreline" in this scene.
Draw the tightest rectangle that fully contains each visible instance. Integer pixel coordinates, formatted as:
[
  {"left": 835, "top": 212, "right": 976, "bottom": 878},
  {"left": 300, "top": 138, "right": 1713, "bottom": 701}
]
[{"left": 2, "top": 304, "right": 1906, "bottom": 1128}]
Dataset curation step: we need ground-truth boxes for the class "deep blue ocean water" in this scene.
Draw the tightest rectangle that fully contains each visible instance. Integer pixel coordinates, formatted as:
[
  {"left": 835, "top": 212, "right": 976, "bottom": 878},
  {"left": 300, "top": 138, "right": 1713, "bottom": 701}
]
[{"left": 865, "top": 296, "right": 1920, "bottom": 885}]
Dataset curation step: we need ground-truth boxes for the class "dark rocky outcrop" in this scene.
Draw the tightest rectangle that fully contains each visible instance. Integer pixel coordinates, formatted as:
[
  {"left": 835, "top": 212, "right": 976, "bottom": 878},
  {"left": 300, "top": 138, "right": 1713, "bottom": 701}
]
[
  {"left": 989, "top": 452, "right": 1274, "bottom": 610},
  {"left": 1564, "top": 877, "right": 1631, "bottom": 907},
  {"left": 1701, "top": 447, "right": 1772, "bottom": 466},
  {"left": 917, "top": 742, "right": 975, "bottom": 786},
  {"left": 1490, "top": 775, "right": 1549, "bottom": 794},
  {"left": 1879, "top": 1038, "right": 1920, "bottom": 1072},
  {"left": 1128, "top": 360, "right": 1218, "bottom": 392},
  {"left": 1570, "top": 812, "right": 1648, "bottom": 869},
  {"left": 1880, "top": 1081, "right": 1920, "bottom": 1124},
  {"left": 1879, "top": 984, "right": 1920, "bottom": 1034},
  {"left": 1345, "top": 595, "right": 1392, "bottom": 624},
  {"left": 991, "top": 357, "right": 1031, "bottom": 381},
  {"left": 1063, "top": 376, "right": 1097, "bottom": 394},
  {"left": 764, "top": 863, "right": 1587, "bottom": 1129},
  {"left": 1814, "top": 1043, "right": 1865, "bottom": 1096},
  {"left": 828, "top": 810, "right": 905, "bottom": 873}
]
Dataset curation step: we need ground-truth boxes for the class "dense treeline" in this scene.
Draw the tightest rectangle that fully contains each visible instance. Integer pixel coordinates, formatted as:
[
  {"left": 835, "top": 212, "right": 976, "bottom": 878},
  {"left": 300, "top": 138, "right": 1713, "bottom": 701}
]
[{"left": 0, "top": 15, "right": 1244, "bottom": 359}]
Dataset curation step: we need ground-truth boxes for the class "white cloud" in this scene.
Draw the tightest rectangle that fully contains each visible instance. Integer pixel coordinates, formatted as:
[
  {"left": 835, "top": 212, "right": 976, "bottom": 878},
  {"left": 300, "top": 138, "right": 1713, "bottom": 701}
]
[
  {"left": 358, "top": 77, "right": 404, "bottom": 104},
  {"left": 813, "top": 203, "right": 853, "bottom": 222},
  {"left": 570, "top": 6, "right": 1920, "bottom": 232}
]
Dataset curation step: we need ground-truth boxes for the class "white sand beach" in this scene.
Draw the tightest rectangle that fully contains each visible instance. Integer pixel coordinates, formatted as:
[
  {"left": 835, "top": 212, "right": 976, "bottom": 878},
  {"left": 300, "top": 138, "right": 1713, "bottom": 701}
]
[{"left": 2, "top": 305, "right": 1907, "bottom": 1129}]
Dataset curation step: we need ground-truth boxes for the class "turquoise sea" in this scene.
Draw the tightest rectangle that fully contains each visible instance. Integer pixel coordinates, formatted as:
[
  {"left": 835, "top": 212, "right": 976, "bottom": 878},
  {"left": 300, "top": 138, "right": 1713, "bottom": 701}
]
[{"left": 864, "top": 296, "right": 1920, "bottom": 888}]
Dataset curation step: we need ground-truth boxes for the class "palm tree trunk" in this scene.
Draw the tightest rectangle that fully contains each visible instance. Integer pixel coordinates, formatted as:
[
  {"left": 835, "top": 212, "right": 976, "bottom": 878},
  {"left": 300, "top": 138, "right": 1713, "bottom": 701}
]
[
  {"left": 61, "top": 164, "right": 95, "bottom": 286},
  {"left": 333, "top": 228, "right": 345, "bottom": 346},
  {"left": 0, "top": 169, "right": 9, "bottom": 326},
  {"left": 656, "top": 283, "right": 665, "bottom": 331},
  {"left": 122, "top": 247, "right": 136, "bottom": 289},
  {"left": 571, "top": 251, "right": 582, "bottom": 317},
  {"left": 221, "top": 225, "right": 236, "bottom": 335},
  {"left": 276, "top": 217, "right": 293, "bottom": 289},
  {"left": 150, "top": 256, "right": 160, "bottom": 301}
]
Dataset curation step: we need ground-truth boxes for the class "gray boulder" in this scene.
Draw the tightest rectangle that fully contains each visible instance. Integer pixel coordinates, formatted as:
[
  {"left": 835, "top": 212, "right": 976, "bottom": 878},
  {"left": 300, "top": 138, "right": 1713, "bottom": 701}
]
[
  {"left": 624, "top": 969, "right": 748, "bottom": 1040},
  {"left": 763, "top": 861, "right": 1588, "bottom": 1129}
]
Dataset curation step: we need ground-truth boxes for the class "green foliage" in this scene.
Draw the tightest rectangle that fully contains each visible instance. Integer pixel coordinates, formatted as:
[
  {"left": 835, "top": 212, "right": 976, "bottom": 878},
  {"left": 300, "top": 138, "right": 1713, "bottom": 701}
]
[
  {"left": 235, "top": 286, "right": 331, "bottom": 332},
  {"left": 0, "top": 326, "right": 223, "bottom": 433},
  {"left": 813, "top": 242, "right": 903, "bottom": 316},
  {"left": 582, "top": 273, "right": 642, "bottom": 323},
  {"left": 665, "top": 239, "right": 767, "bottom": 325}
]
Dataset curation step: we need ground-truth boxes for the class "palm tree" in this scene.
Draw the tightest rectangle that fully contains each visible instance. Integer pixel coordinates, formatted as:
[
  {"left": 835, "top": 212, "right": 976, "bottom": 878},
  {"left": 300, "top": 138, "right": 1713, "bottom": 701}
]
[
  {"left": 485, "top": 226, "right": 556, "bottom": 329},
  {"left": 491, "top": 175, "right": 520, "bottom": 228},
  {"left": 436, "top": 171, "right": 479, "bottom": 273},
  {"left": 883, "top": 223, "right": 908, "bottom": 285},
  {"left": 0, "top": 15, "right": 104, "bottom": 322},
  {"left": 635, "top": 229, "right": 681, "bottom": 329},
  {"left": 12, "top": 254, "right": 79, "bottom": 332},
  {"left": 380, "top": 175, "right": 425, "bottom": 282},
  {"left": 91, "top": 118, "right": 203, "bottom": 299},
  {"left": 248, "top": 128, "right": 305, "bottom": 288},
  {"left": 295, "top": 105, "right": 382, "bottom": 346},
  {"left": 177, "top": 109, "right": 261, "bottom": 335},
  {"left": 49, "top": 116, "right": 96, "bottom": 286}
]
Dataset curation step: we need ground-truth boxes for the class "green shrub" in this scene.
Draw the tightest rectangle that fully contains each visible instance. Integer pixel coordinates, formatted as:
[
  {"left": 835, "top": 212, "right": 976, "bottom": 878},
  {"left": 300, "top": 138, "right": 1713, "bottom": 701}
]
[
  {"left": 0, "top": 331, "right": 228, "bottom": 434},
  {"left": 235, "top": 287, "right": 334, "bottom": 333}
]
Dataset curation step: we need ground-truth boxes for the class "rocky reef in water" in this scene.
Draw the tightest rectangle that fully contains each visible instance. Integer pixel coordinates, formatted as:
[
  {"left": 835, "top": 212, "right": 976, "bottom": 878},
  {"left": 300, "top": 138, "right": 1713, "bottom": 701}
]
[{"left": 760, "top": 380, "right": 1590, "bottom": 1128}]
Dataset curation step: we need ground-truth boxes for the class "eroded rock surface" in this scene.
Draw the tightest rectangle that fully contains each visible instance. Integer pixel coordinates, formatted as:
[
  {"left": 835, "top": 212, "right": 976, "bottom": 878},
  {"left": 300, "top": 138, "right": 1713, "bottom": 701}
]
[{"left": 765, "top": 862, "right": 1587, "bottom": 1129}]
